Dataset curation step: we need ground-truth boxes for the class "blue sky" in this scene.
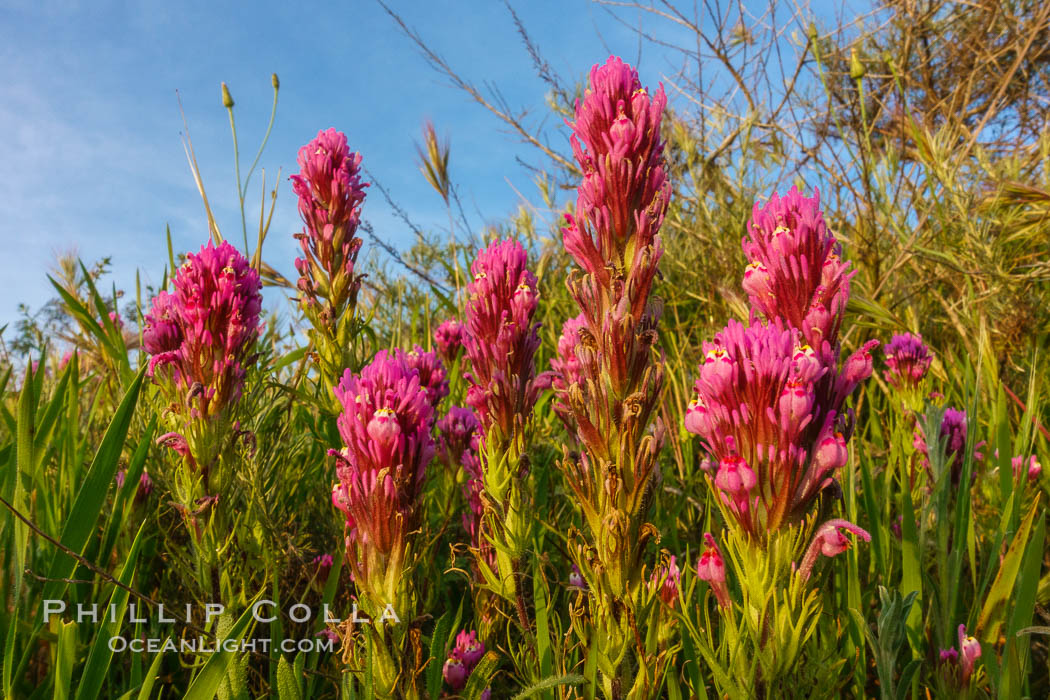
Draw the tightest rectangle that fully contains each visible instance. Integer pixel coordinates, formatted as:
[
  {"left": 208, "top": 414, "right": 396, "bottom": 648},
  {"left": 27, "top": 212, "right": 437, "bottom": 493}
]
[
  {"left": 0, "top": 0, "right": 685, "bottom": 332},
  {"left": 0, "top": 1, "right": 863, "bottom": 337}
]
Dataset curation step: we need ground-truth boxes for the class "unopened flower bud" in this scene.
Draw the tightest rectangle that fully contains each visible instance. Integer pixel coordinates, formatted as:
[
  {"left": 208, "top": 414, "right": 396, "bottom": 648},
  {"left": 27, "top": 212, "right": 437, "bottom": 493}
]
[{"left": 850, "top": 48, "right": 865, "bottom": 80}]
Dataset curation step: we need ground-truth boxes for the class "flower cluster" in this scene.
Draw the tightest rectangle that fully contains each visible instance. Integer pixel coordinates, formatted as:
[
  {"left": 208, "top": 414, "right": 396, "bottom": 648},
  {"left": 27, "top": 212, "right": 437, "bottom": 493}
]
[
  {"left": 433, "top": 318, "right": 464, "bottom": 365},
  {"left": 562, "top": 56, "right": 670, "bottom": 290},
  {"left": 461, "top": 238, "right": 543, "bottom": 606},
  {"left": 311, "top": 554, "right": 334, "bottom": 587},
  {"left": 290, "top": 128, "right": 369, "bottom": 399},
  {"left": 741, "top": 187, "right": 852, "bottom": 351},
  {"left": 144, "top": 240, "right": 262, "bottom": 467},
  {"left": 1013, "top": 454, "right": 1042, "bottom": 483},
  {"left": 557, "top": 55, "right": 670, "bottom": 552},
  {"left": 939, "top": 624, "right": 981, "bottom": 687},
  {"left": 442, "top": 630, "right": 486, "bottom": 691},
  {"left": 115, "top": 469, "right": 153, "bottom": 505},
  {"left": 463, "top": 239, "right": 542, "bottom": 441},
  {"left": 685, "top": 319, "right": 873, "bottom": 533},
  {"left": 291, "top": 128, "right": 367, "bottom": 315},
  {"left": 330, "top": 350, "right": 435, "bottom": 599},
  {"left": 686, "top": 188, "right": 877, "bottom": 535},
  {"left": 883, "top": 332, "right": 934, "bottom": 390}
]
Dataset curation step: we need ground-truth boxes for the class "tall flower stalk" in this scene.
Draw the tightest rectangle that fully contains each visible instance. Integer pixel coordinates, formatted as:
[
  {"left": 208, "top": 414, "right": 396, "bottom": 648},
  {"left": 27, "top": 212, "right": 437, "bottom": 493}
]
[
  {"left": 143, "top": 238, "right": 262, "bottom": 599},
  {"left": 462, "top": 239, "right": 542, "bottom": 630},
  {"left": 330, "top": 350, "right": 435, "bottom": 699},
  {"left": 291, "top": 128, "right": 369, "bottom": 407},
  {"left": 682, "top": 188, "right": 874, "bottom": 692},
  {"left": 554, "top": 56, "right": 671, "bottom": 699},
  {"left": 686, "top": 188, "right": 875, "bottom": 534}
]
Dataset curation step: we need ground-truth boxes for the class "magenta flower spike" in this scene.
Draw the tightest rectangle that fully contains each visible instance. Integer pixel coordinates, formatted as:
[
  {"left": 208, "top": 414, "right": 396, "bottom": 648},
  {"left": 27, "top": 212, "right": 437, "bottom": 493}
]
[
  {"left": 143, "top": 291, "right": 182, "bottom": 358},
  {"left": 330, "top": 350, "right": 435, "bottom": 600},
  {"left": 742, "top": 187, "right": 853, "bottom": 351},
  {"left": 442, "top": 651, "right": 468, "bottom": 691},
  {"left": 461, "top": 237, "right": 542, "bottom": 608},
  {"left": 914, "top": 407, "right": 974, "bottom": 483},
  {"left": 443, "top": 629, "right": 486, "bottom": 691},
  {"left": 686, "top": 185, "right": 878, "bottom": 535},
  {"left": 883, "top": 332, "right": 934, "bottom": 390},
  {"left": 1014, "top": 454, "right": 1041, "bottom": 482},
  {"left": 453, "top": 629, "right": 486, "bottom": 669},
  {"left": 939, "top": 408, "right": 969, "bottom": 460},
  {"left": 556, "top": 56, "right": 672, "bottom": 689},
  {"left": 136, "top": 471, "right": 153, "bottom": 503},
  {"left": 290, "top": 128, "right": 370, "bottom": 399},
  {"left": 563, "top": 56, "right": 670, "bottom": 291},
  {"left": 685, "top": 319, "right": 873, "bottom": 533},
  {"left": 147, "top": 240, "right": 262, "bottom": 414},
  {"left": 291, "top": 128, "right": 367, "bottom": 302},
  {"left": 463, "top": 238, "right": 542, "bottom": 441},
  {"left": 143, "top": 240, "right": 262, "bottom": 474}
]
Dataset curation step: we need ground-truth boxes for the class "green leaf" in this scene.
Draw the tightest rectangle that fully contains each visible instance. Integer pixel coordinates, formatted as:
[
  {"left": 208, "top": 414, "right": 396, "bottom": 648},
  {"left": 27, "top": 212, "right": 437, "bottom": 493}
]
[
  {"left": 533, "top": 567, "right": 553, "bottom": 692},
  {"left": 511, "top": 675, "right": 585, "bottom": 699},
  {"left": 99, "top": 417, "right": 156, "bottom": 566},
  {"left": 31, "top": 360, "right": 73, "bottom": 461},
  {"left": 463, "top": 651, "right": 500, "bottom": 700},
  {"left": 136, "top": 649, "right": 166, "bottom": 700},
  {"left": 582, "top": 629, "right": 598, "bottom": 700},
  {"left": 53, "top": 620, "right": 78, "bottom": 700},
  {"left": 999, "top": 508, "right": 1045, "bottom": 698},
  {"left": 74, "top": 521, "right": 148, "bottom": 700},
  {"left": 362, "top": 630, "right": 373, "bottom": 699},
  {"left": 425, "top": 602, "right": 457, "bottom": 699},
  {"left": 272, "top": 345, "right": 309, "bottom": 374},
  {"left": 183, "top": 597, "right": 260, "bottom": 700},
  {"left": 1016, "top": 626, "right": 1050, "bottom": 637},
  {"left": 47, "top": 275, "right": 122, "bottom": 368},
  {"left": 976, "top": 496, "right": 1041, "bottom": 643},
  {"left": 277, "top": 655, "right": 303, "bottom": 700},
  {"left": 41, "top": 369, "right": 145, "bottom": 604},
  {"left": 899, "top": 478, "right": 922, "bottom": 649},
  {"left": 3, "top": 365, "right": 38, "bottom": 699},
  {"left": 896, "top": 659, "right": 922, "bottom": 700}
]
